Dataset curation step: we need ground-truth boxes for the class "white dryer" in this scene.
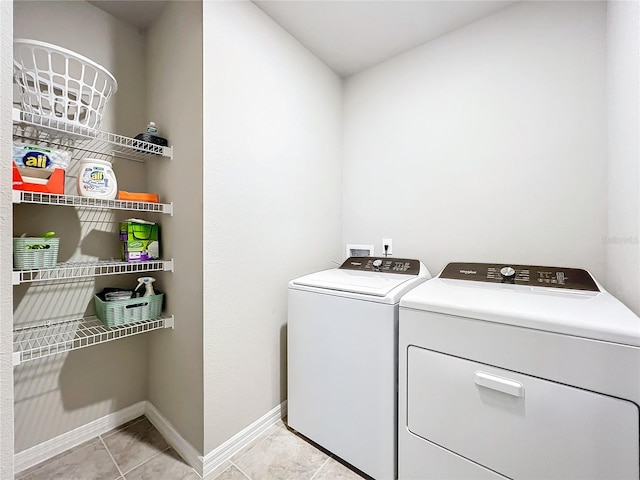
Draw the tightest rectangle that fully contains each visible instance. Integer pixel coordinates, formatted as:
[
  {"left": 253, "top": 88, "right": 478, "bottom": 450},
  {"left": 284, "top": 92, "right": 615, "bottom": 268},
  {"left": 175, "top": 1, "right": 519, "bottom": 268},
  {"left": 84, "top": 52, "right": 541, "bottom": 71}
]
[
  {"left": 288, "top": 256, "right": 431, "bottom": 480},
  {"left": 398, "top": 262, "right": 640, "bottom": 480}
]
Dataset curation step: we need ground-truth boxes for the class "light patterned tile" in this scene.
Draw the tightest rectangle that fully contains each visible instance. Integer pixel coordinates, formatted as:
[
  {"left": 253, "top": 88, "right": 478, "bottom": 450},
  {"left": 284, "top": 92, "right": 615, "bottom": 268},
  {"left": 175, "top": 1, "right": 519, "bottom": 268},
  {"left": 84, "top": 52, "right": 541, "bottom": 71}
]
[
  {"left": 203, "top": 460, "right": 233, "bottom": 480},
  {"left": 102, "top": 417, "right": 169, "bottom": 474},
  {"left": 124, "top": 448, "right": 199, "bottom": 480},
  {"left": 102, "top": 416, "right": 146, "bottom": 439},
  {"left": 230, "top": 421, "right": 283, "bottom": 462},
  {"left": 208, "top": 464, "right": 250, "bottom": 480},
  {"left": 18, "top": 438, "right": 120, "bottom": 480},
  {"left": 312, "top": 458, "right": 368, "bottom": 480},
  {"left": 234, "top": 426, "right": 328, "bottom": 480},
  {"left": 15, "top": 438, "right": 99, "bottom": 480}
]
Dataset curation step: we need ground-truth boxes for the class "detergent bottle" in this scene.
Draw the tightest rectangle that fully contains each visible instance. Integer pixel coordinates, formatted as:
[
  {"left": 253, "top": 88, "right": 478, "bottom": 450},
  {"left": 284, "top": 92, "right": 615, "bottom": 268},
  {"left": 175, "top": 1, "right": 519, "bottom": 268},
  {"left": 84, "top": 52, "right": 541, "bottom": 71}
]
[{"left": 76, "top": 158, "right": 118, "bottom": 199}]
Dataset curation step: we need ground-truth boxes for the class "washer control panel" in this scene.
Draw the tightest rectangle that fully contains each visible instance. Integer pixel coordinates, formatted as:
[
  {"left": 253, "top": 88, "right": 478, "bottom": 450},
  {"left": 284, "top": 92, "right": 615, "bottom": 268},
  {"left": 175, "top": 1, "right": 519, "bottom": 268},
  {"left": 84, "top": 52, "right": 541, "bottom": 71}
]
[
  {"left": 440, "top": 262, "right": 599, "bottom": 291},
  {"left": 340, "top": 257, "right": 421, "bottom": 275}
]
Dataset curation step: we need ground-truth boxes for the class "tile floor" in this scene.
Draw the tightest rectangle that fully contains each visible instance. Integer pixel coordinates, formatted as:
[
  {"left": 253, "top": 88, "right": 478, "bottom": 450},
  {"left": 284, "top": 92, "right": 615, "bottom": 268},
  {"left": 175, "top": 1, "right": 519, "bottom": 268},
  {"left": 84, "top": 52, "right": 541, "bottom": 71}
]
[{"left": 15, "top": 416, "right": 370, "bottom": 480}]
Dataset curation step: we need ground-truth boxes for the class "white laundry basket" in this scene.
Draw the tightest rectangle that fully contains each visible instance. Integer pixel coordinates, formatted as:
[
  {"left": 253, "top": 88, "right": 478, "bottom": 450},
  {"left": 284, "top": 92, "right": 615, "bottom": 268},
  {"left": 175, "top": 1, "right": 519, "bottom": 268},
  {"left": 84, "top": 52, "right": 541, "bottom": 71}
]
[{"left": 13, "top": 39, "right": 118, "bottom": 130}]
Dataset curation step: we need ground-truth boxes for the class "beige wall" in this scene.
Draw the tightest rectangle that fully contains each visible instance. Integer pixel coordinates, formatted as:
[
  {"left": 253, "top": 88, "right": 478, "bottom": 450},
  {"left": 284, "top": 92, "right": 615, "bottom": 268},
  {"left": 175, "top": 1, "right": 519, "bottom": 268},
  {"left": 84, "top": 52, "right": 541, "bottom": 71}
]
[
  {"left": 202, "top": 1, "right": 342, "bottom": 453},
  {"left": 0, "top": 1, "right": 14, "bottom": 477},
  {"left": 342, "top": 1, "right": 608, "bottom": 281},
  {"left": 146, "top": 1, "right": 204, "bottom": 452},
  {"left": 12, "top": 0, "right": 149, "bottom": 452},
  {"left": 606, "top": 0, "right": 640, "bottom": 314}
]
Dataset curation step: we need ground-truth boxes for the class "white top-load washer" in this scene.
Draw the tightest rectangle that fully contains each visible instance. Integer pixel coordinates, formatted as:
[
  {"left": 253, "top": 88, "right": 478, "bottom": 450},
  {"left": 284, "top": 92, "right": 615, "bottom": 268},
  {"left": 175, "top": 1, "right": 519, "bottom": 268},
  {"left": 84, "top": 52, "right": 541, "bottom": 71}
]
[
  {"left": 398, "top": 262, "right": 640, "bottom": 480},
  {"left": 288, "top": 257, "right": 431, "bottom": 480}
]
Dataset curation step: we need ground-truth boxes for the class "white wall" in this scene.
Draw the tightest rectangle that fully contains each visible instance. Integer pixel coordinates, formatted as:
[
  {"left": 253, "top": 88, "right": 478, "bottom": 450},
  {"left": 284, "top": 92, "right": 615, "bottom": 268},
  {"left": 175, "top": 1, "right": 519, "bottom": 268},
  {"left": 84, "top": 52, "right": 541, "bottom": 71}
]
[
  {"left": 606, "top": 0, "right": 640, "bottom": 314},
  {"left": 0, "top": 1, "right": 14, "bottom": 477},
  {"left": 146, "top": 1, "right": 204, "bottom": 452},
  {"left": 343, "top": 1, "right": 608, "bottom": 280},
  {"left": 12, "top": 0, "right": 149, "bottom": 452},
  {"left": 202, "top": 1, "right": 342, "bottom": 452}
]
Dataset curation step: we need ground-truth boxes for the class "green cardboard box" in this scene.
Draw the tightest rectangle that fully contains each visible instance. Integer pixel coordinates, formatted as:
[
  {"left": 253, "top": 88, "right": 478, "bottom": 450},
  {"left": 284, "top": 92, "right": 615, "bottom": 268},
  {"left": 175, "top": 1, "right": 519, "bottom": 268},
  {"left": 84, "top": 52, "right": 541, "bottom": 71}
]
[{"left": 119, "top": 220, "right": 160, "bottom": 261}]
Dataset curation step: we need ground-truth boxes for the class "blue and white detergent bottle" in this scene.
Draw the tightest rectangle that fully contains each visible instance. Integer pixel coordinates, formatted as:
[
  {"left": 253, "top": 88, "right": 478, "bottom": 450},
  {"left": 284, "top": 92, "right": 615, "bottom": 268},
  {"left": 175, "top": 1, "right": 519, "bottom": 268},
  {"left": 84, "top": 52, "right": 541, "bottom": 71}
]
[{"left": 76, "top": 158, "right": 118, "bottom": 199}]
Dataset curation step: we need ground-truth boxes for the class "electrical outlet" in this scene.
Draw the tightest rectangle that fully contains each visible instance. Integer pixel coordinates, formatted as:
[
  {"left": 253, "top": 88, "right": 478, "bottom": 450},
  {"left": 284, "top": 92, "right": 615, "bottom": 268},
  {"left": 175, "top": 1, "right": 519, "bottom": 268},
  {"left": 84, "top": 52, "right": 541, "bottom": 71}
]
[{"left": 382, "top": 238, "right": 393, "bottom": 256}]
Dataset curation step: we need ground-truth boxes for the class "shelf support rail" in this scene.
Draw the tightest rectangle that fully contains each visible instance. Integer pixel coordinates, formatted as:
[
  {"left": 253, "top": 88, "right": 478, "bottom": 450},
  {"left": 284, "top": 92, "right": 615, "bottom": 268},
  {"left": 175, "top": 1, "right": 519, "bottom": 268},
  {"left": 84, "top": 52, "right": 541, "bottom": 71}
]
[
  {"left": 13, "top": 315, "right": 174, "bottom": 366},
  {"left": 13, "top": 191, "right": 172, "bottom": 214},
  {"left": 12, "top": 260, "right": 174, "bottom": 285},
  {"left": 12, "top": 108, "right": 173, "bottom": 161}
]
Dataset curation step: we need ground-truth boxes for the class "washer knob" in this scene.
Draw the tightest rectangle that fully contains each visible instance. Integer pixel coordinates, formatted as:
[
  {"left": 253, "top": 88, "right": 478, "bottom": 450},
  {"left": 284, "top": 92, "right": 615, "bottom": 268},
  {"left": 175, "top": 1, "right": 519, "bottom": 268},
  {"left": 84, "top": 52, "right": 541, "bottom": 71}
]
[
  {"left": 372, "top": 259, "right": 383, "bottom": 270},
  {"left": 500, "top": 266, "right": 516, "bottom": 283}
]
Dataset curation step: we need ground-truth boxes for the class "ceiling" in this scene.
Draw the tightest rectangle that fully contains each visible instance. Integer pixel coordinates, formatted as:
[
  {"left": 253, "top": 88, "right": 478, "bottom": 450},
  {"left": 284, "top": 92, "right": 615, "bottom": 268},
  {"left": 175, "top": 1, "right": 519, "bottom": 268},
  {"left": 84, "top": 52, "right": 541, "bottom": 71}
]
[
  {"left": 88, "top": 0, "right": 517, "bottom": 77},
  {"left": 253, "top": 1, "right": 516, "bottom": 77},
  {"left": 88, "top": 0, "right": 169, "bottom": 31}
]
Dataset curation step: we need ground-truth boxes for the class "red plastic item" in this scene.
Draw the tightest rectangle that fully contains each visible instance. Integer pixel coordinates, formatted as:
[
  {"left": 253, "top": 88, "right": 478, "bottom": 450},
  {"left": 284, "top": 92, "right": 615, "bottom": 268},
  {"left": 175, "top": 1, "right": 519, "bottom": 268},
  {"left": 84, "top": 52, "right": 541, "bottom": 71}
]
[{"left": 13, "top": 163, "right": 65, "bottom": 194}]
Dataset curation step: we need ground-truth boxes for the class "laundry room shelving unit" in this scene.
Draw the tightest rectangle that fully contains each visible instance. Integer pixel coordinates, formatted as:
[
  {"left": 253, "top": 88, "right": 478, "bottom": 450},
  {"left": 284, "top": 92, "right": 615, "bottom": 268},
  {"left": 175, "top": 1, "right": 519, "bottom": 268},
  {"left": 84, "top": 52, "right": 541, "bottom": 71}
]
[
  {"left": 12, "top": 190, "right": 173, "bottom": 215},
  {"left": 12, "top": 108, "right": 173, "bottom": 161},
  {"left": 12, "top": 107, "right": 175, "bottom": 366},
  {"left": 13, "top": 315, "right": 174, "bottom": 366},
  {"left": 12, "top": 259, "right": 174, "bottom": 285}
]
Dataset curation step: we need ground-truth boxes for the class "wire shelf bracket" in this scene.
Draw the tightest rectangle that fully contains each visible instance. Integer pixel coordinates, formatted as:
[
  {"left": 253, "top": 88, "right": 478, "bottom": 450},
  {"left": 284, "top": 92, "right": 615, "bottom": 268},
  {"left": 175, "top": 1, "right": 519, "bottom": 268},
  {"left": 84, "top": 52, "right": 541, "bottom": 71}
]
[
  {"left": 13, "top": 315, "right": 175, "bottom": 366},
  {"left": 12, "top": 259, "right": 175, "bottom": 285}
]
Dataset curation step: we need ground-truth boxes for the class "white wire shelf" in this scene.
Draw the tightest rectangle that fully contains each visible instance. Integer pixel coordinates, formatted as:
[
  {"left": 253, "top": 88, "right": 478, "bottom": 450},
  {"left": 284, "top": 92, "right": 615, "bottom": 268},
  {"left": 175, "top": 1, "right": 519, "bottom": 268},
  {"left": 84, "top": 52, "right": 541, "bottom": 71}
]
[
  {"left": 12, "top": 259, "right": 174, "bottom": 285},
  {"left": 13, "top": 315, "right": 174, "bottom": 366},
  {"left": 12, "top": 190, "right": 173, "bottom": 215},
  {"left": 12, "top": 108, "right": 173, "bottom": 161}
]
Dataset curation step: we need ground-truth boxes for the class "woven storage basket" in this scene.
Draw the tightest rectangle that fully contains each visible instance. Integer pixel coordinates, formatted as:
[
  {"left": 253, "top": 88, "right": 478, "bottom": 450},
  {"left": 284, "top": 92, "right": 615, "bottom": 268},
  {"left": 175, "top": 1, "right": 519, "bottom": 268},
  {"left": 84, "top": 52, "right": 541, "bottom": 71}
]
[
  {"left": 95, "top": 292, "right": 164, "bottom": 328},
  {"left": 13, "top": 39, "right": 118, "bottom": 130},
  {"left": 13, "top": 237, "right": 59, "bottom": 270}
]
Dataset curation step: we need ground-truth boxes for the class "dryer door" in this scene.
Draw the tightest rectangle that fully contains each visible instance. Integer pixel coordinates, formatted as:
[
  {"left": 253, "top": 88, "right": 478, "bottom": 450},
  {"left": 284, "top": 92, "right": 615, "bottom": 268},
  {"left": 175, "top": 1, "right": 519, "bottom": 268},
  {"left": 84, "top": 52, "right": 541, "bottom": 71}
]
[{"left": 407, "top": 347, "right": 639, "bottom": 480}]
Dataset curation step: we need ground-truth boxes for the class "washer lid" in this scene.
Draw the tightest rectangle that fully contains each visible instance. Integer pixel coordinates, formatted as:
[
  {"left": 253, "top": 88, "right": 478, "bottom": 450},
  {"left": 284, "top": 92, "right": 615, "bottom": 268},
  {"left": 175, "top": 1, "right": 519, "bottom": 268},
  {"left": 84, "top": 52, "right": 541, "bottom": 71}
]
[
  {"left": 292, "top": 268, "right": 418, "bottom": 297},
  {"left": 400, "top": 276, "right": 640, "bottom": 347},
  {"left": 290, "top": 257, "right": 430, "bottom": 302}
]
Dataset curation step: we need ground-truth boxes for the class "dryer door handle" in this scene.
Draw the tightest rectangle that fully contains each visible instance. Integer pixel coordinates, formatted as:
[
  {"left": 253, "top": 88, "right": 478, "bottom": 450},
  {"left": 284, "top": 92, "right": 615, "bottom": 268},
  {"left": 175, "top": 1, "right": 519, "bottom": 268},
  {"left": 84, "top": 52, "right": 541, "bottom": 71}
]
[{"left": 474, "top": 371, "right": 524, "bottom": 397}]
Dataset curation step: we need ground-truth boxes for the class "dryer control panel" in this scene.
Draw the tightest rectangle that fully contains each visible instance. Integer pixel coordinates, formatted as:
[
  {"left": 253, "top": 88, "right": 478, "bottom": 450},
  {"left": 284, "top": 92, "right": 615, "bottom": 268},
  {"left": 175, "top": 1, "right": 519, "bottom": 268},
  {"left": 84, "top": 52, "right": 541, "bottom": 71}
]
[
  {"left": 440, "top": 262, "right": 599, "bottom": 291},
  {"left": 340, "top": 257, "right": 421, "bottom": 275}
]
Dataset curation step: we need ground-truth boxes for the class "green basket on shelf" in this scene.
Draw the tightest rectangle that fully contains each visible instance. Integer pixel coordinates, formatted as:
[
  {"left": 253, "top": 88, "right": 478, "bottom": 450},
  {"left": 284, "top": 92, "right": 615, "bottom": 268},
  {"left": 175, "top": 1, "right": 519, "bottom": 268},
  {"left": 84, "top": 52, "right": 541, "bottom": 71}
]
[
  {"left": 95, "top": 292, "right": 164, "bottom": 327},
  {"left": 13, "top": 237, "right": 59, "bottom": 270}
]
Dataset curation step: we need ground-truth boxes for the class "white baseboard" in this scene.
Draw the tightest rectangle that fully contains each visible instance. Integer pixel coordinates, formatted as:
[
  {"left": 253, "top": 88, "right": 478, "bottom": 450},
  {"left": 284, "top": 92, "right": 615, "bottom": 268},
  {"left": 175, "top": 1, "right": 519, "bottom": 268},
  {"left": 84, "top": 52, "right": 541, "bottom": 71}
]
[
  {"left": 202, "top": 400, "right": 287, "bottom": 478},
  {"left": 144, "top": 401, "right": 204, "bottom": 476},
  {"left": 13, "top": 399, "right": 287, "bottom": 479},
  {"left": 14, "top": 401, "right": 145, "bottom": 474}
]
